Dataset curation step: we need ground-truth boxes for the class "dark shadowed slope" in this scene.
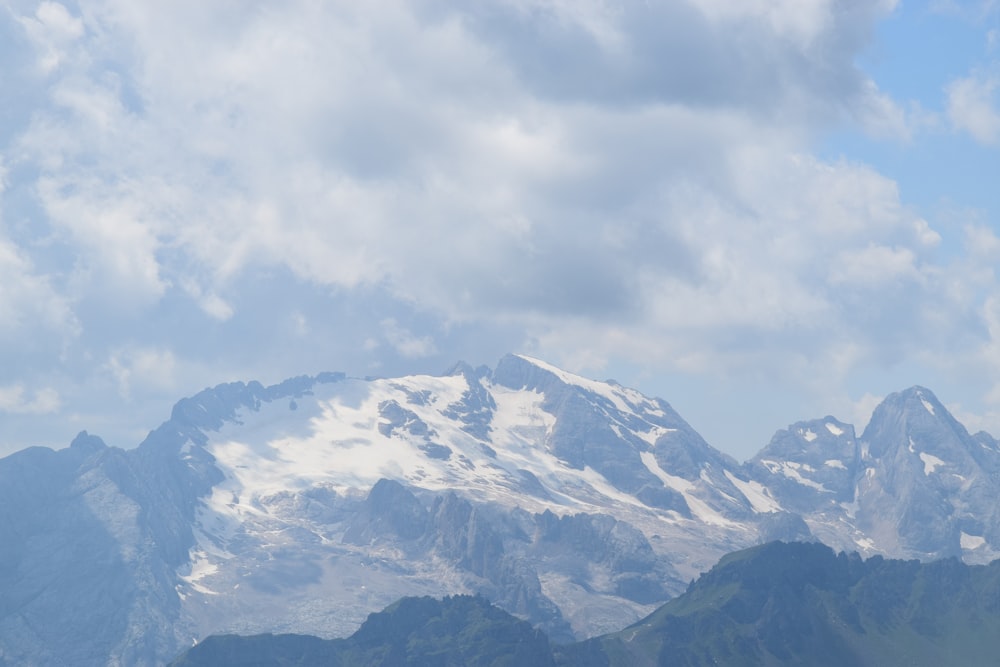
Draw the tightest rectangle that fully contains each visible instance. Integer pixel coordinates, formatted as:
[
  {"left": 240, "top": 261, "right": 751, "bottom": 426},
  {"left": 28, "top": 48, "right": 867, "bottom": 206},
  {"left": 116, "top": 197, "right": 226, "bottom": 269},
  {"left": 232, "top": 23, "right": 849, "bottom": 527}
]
[{"left": 169, "top": 594, "right": 555, "bottom": 667}]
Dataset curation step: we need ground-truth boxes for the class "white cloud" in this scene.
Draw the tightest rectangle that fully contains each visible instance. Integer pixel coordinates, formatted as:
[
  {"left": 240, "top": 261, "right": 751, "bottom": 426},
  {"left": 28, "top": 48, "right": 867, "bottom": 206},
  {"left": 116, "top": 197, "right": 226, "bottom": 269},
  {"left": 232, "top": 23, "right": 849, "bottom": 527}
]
[
  {"left": 965, "top": 224, "right": 1000, "bottom": 259},
  {"left": 828, "top": 244, "right": 919, "bottom": 286},
  {"left": 5, "top": 0, "right": 925, "bottom": 326},
  {"left": 946, "top": 70, "right": 1000, "bottom": 144},
  {"left": 0, "top": 384, "right": 61, "bottom": 414},
  {"left": 947, "top": 401, "right": 1000, "bottom": 438},
  {"left": 381, "top": 319, "right": 437, "bottom": 359},
  {"left": 912, "top": 219, "right": 942, "bottom": 247},
  {"left": 0, "top": 233, "right": 76, "bottom": 340},
  {"left": 291, "top": 311, "right": 309, "bottom": 337},
  {"left": 105, "top": 346, "right": 177, "bottom": 399},
  {"left": 37, "top": 176, "right": 168, "bottom": 303},
  {"left": 17, "top": 1, "right": 84, "bottom": 74},
  {"left": 180, "top": 279, "right": 234, "bottom": 321}
]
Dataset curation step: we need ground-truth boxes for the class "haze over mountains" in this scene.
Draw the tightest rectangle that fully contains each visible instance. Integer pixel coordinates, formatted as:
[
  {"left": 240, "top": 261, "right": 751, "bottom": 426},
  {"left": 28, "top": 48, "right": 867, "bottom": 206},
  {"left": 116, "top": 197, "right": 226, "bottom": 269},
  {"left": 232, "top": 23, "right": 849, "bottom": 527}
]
[{"left": 2, "top": 353, "right": 1000, "bottom": 665}]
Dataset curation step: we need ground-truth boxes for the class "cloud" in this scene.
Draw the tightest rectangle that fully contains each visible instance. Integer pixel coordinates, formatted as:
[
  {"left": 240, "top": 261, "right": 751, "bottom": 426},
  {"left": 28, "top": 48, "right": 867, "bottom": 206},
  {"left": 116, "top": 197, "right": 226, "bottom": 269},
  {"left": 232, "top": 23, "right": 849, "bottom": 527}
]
[
  {"left": 105, "top": 346, "right": 178, "bottom": 399},
  {"left": 4, "top": 0, "right": 909, "bottom": 325},
  {"left": 828, "top": 244, "right": 919, "bottom": 286},
  {"left": 0, "top": 385, "right": 60, "bottom": 415},
  {"left": 0, "top": 185, "right": 77, "bottom": 368},
  {"left": 381, "top": 319, "right": 438, "bottom": 359},
  {"left": 946, "top": 70, "right": 1000, "bottom": 144},
  {"left": 16, "top": 1, "right": 84, "bottom": 74},
  {"left": 0, "top": 235, "right": 74, "bottom": 338}
]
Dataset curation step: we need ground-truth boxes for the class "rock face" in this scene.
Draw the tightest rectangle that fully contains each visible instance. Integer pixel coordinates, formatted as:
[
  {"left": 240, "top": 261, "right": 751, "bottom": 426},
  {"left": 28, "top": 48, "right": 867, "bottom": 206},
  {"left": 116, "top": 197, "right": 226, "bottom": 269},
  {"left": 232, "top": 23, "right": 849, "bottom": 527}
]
[
  {"left": 745, "top": 387, "right": 1000, "bottom": 563},
  {"left": 2, "top": 356, "right": 1000, "bottom": 665},
  {"left": 852, "top": 387, "right": 1000, "bottom": 560}
]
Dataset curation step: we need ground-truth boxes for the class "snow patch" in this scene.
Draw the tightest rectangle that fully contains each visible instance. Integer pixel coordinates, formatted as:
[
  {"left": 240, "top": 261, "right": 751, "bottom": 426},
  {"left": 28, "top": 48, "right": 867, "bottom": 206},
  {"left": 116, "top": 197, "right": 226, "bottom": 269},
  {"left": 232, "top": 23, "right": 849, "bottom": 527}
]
[
  {"left": 920, "top": 397, "right": 935, "bottom": 415},
  {"left": 961, "top": 532, "right": 987, "bottom": 550},
  {"left": 759, "top": 460, "right": 829, "bottom": 492},
  {"left": 919, "top": 452, "right": 945, "bottom": 475},
  {"left": 639, "top": 452, "right": 736, "bottom": 527},
  {"left": 800, "top": 428, "right": 818, "bottom": 442},
  {"left": 854, "top": 536, "right": 876, "bottom": 551},
  {"left": 636, "top": 425, "right": 676, "bottom": 447},
  {"left": 824, "top": 459, "right": 846, "bottom": 470},
  {"left": 825, "top": 422, "right": 844, "bottom": 436},
  {"left": 180, "top": 550, "right": 220, "bottom": 596},
  {"left": 724, "top": 471, "right": 781, "bottom": 513}
]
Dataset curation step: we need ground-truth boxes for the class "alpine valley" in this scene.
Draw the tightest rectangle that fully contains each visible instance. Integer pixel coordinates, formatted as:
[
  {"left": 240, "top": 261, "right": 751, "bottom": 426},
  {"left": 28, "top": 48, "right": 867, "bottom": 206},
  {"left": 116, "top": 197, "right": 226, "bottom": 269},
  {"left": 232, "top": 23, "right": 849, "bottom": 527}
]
[{"left": 2, "top": 353, "right": 999, "bottom": 665}]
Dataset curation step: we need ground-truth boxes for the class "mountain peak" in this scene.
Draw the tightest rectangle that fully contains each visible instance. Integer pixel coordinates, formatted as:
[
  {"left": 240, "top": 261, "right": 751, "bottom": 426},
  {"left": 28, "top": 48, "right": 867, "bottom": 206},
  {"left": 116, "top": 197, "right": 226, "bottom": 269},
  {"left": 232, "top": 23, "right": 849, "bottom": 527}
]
[
  {"left": 69, "top": 430, "right": 107, "bottom": 455},
  {"left": 860, "top": 385, "right": 967, "bottom": 458},
  {"left": 493, "top": 353, "right": 585, "bottom": 393},
  {"left": 748, "top": 416, "right": 859, "bottom": 507},
  {"left": 445, "top": 361, "right": 491, "bottom": 380},
  {"left": 871, "top": 385, "right": 945, "bottom": 417},
  {"left": 898, "top": 385, "right": 944, "bottom": 413}
]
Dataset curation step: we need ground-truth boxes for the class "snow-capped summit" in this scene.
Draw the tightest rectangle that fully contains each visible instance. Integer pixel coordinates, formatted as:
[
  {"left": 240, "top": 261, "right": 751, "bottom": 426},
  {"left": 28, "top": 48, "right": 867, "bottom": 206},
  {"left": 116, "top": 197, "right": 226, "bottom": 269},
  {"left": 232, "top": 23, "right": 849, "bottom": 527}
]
[{"left": 746, "top": 416, "right": 859, "bottom": 511}]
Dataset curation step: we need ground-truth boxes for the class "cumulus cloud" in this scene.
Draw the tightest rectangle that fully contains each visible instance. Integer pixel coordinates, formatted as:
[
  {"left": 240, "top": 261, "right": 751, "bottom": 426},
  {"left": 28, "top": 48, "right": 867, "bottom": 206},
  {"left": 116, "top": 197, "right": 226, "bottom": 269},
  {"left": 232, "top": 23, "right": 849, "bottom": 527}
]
[
  {"left": 105, "top": 346, "right": 178, "bottom": 399},
  {"left": 0, "top": 385, "right": 60, "bottom": 415},
  {"left": 0, "top": 235, "right": 74, "bottom": 339},
  {"left": 381, "top": 319, "right": 438, "bottom": 359},
  {"left": 947, "top": 70, "right": 1000, "bottom": 144},
  {"left": 5, "top": 0, "right": 910, "bottom": 325},
  {"left": 16, "top": 1, "right": 84, "bottom": 74}
]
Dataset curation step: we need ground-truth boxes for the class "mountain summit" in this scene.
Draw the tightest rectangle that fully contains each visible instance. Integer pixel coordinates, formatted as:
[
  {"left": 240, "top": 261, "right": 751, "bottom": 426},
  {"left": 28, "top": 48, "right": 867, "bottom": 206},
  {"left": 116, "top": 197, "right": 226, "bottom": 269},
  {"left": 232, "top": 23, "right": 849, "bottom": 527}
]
[{"left": 1, "top": 358, "right": 999, "bottom": 665}]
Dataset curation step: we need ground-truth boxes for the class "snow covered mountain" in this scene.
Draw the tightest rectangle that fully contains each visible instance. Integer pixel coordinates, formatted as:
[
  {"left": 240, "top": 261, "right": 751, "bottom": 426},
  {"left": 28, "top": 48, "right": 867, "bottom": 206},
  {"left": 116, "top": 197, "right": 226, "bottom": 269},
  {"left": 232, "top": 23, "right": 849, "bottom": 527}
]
[
  {"left": 2, "top": 355, "right": 1000, "bottom": 665},
  {"left": 747, "top": 386, "right": 1000, "bottom": 562}
]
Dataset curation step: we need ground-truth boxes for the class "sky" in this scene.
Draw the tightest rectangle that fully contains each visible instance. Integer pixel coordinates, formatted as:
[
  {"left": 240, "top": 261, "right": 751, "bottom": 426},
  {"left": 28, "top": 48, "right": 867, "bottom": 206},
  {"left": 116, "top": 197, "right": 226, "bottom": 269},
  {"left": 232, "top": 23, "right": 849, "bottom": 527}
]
[{"left": 0, "top": 0, "right": 998, "bottom": 461}]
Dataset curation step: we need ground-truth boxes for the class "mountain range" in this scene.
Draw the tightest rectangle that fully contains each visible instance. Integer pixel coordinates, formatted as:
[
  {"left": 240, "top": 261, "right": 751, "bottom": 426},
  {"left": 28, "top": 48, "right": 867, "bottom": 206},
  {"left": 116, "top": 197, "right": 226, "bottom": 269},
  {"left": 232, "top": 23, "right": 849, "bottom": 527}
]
[{"left": 2, "top": 353, "right": 999, "bottom": 665}]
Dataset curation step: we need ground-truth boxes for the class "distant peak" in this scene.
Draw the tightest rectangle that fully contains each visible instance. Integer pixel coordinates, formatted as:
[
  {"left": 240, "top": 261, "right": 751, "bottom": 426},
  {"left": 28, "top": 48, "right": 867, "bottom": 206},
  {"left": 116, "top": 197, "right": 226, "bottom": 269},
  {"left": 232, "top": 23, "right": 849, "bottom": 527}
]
[
  {"left": 494, "top": 353, "right": 610, "bottom": 397},
  {"left": 70, "top": 431, "right": 107, "bottom": 455},
  {"left": 860, "top": 385, "right": 972, "bottom": 457},
  {"left": 896, "top": 385, "right": 938, "bottom": 401},
  {"left": 508, "top": 354, "right": 592, "bottom": 386},
  {"left": 882, "top": 386, "right": 946, "bottom": 417},
  {"left": 493, "top": 353, "right": 564, "bottom": 391},
  {"left": 510, "top": 353, "right": 558, "bottom": 369},
  {"left": 445, "top": 361, "right": 491, "bottom": 380}
]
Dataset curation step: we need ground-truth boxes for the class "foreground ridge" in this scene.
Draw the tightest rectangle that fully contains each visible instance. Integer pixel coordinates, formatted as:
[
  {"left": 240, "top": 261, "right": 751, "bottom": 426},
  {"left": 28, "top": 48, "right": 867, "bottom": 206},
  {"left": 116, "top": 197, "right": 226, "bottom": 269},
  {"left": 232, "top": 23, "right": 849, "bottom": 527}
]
[{"left": 171, "top": 541, "right": 1000, "bottom": 667}]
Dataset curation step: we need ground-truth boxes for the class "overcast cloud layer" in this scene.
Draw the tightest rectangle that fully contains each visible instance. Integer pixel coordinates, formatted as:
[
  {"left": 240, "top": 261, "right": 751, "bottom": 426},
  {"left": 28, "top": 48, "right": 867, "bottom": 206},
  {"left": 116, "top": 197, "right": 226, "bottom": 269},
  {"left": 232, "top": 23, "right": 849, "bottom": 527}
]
[{"left": 1, "top": 0, "right": 998, "bottom": 459}]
